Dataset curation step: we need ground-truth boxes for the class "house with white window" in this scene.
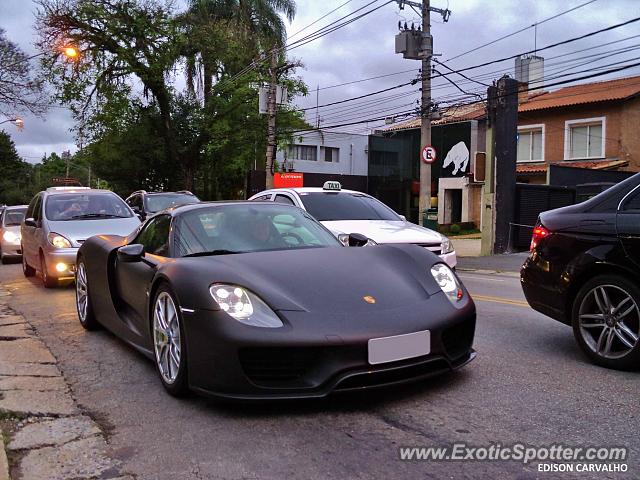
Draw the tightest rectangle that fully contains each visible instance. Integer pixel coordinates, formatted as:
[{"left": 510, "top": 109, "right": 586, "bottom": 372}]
[
  {"left": 515, "top": 76, "right": 640, "bottom": 183},
  {"left": 276, "top": 130, "right": 369, "bottom": 177}
]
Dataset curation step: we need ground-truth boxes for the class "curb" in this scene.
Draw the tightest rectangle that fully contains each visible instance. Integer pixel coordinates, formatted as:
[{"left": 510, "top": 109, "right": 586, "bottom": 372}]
[
  {"left": 0, "top": 287, "right": 130, "bottom": 480},
  {"left": 0, "top": 430, "right": 8, "bottom": 480}
]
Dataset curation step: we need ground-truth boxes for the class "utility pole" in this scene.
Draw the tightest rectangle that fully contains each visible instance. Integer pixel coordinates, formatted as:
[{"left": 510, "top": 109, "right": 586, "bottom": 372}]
[
  {"left": 315, "top": 85, "right": 320, "bottom": 128},
  {"left": 265, "top": 49, "right": 279, "bottom": 190},
  {"left": 419, "top": 0, "right": 432, "bottom": 218},
  {"left": 394, "top": 1, "right": 450, "bottom": 218}
]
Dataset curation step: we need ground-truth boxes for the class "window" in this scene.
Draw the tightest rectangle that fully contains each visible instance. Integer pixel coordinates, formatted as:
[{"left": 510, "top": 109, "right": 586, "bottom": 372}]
[
  {"left": 145, "top": 193, "right": 199, "bottom": 213},
  {"left": 32, "top": 196, "right": 42, "bottom": 222},
  {"left": 565, "top": 117, "right": 605, "bottom": 159},
  {"left": 321, "top": 146, "right": 339, "bottom": 163},
  {"left": 135, "top": 215, "right": 171, "bottom": 256},
  {"left": 251, "top": 194, "right": 272, "bottom": 202},
  {"left": 517, "top": 125, "right": 544, "bottom": 162},
  {"left": 274, "top": 194, "right": 295, "bottom": 205},
  {"left": 25, "top": 195, "right": 38, "bottom": 220},
  {"left": 3, "top": 208, "right": 27, "bottom": 226},
  {"left": 287, "top": 145, "right": 317, "bottom": 161},
  {"left": 622, "top": 188, "right": 640, "bottom": 212},
  {"left": 298, "top": 192, "right": 401, "bottom": 221}
]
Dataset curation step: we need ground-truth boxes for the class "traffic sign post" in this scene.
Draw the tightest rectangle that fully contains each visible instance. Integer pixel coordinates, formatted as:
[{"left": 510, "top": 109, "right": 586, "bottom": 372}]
[{"left": 421, "top": 145, "right": 437, "bottom": 164}]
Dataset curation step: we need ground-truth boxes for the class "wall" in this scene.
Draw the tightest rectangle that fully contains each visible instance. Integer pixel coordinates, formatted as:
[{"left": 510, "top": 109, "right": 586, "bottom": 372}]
[
  {"left": 277, "top": 130, "right": 369, "bottom": 176},
  {"left": 518, "top": 101, "right": 624, "bottom": 163}
]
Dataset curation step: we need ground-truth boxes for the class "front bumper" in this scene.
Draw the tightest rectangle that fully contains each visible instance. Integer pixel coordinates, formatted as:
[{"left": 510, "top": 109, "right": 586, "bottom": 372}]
[
  {"left": 184, "top": 293, "right": 476, "bottom": 400},
  {"left": 43, "top": 248, "right": 78, "bottom": 280},
  {"left": 0, "top": 239, "right": 22, "bottom": 257}
]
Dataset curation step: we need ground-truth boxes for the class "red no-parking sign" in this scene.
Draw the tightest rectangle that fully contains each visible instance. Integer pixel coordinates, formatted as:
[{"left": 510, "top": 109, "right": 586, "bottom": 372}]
[{"left": 421, "top": 145, "right": 437, "bottom": 164}]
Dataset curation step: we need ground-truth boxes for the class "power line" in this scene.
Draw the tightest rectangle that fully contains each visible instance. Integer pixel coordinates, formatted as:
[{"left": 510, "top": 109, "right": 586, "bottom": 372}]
[{"left": 445, "top": 0, "right": 599, "bottom": 63}]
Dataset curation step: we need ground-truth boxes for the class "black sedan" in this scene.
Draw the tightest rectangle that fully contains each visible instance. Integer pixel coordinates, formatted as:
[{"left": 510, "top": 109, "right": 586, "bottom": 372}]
[
  {"left": 521, "top": 173, "right": 640, "bottom": 370},
  {"left": 76, "top": 202, "right": 476, "bottom": 399}
]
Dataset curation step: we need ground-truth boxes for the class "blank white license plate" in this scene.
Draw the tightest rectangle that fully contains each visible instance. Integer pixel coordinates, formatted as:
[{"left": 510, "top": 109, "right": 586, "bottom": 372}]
[{"left": 368, "top": 330, "right": 431, "bottom": 365}]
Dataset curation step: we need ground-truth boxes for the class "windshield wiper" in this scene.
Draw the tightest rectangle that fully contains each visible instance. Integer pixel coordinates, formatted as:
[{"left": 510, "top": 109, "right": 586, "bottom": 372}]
[
  {"left": 183, "top": 249, "right": 244, "bottom": 258},
  {"left": 67, "top": 213, "right": 128, "bottom": 220}
]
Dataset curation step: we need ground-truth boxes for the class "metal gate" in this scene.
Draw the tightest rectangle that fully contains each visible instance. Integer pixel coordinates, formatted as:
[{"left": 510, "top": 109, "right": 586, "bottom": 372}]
[{"left": 512, "top": 183, "right": 576, "bottom": 249}]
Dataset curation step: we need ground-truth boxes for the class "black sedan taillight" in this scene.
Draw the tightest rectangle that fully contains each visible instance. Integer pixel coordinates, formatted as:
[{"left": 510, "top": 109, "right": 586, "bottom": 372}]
[{"left": 530, "top": 224, "right": 550, "bottom": 252}]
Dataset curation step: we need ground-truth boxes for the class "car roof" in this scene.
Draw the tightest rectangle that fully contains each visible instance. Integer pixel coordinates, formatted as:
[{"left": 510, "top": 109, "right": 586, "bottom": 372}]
[
  {"left": 43, "top": 188, "right": 116, "bottom": 197},
  {"left": 260, "top": 187, "right": 364, "bottom": 195}
]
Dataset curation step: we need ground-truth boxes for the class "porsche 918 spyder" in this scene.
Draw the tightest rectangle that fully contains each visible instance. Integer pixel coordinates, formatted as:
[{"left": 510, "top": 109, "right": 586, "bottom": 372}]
[{"left": 76, "top": 202, "right": 476, "bottom": 399}]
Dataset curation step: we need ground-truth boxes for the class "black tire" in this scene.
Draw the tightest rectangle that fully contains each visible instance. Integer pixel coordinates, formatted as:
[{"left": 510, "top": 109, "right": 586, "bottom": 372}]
[
  {"left": 572, "top": 274, "right": 640, "bottom": 370},
  {"left": 151, "top": 284, "right": 189, "bottom": 397},
  {"left": 1, "top": 254, "right": 8, "bottom": 265},
  {"left": 75, "top": 257, "right": 99, "bottom": 331},
  {"left": 22, "top": 248, "right": 35, "bottom": 277},
  {"left": 40, "top": 253, "right": 58, "bottom": 288}
]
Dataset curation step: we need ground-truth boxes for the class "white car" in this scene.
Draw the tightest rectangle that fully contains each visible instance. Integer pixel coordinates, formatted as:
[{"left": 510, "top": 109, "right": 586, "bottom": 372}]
[{"left": 249, "top": 182, "right": 456, "bottom": 268}]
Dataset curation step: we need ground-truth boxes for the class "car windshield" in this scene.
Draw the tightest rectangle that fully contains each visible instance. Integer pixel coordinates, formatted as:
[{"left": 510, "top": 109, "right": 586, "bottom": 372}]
[
  {"left": 299, "top": 192, "right": 400, "bottom": 221},
  {"left": 174, "top": 204, "right": 341, "bottom": 257},
  {"left": 146, "top": 193, "right": 199, "bottom": 213},
  {"left": 3, "top": 208, "right": 26, "bottom": 226},
  {"left": 45, "top": 193, "right": 133, "bottom": 221}
]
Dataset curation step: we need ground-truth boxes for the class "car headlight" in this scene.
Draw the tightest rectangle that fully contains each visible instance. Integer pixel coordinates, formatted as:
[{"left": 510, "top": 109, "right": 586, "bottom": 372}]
[
  {"left": 430, "top": 263, "right": 464, "bottom": 304},
  {"left": 209, "top": 284, "right": 283, "bottom": 328},
  {"left": 47, "top": 232, "right": 72, "bottom": 249},
  {"left": 441, "top": 236, "right": 454, "bottom": 254},
  {"left": 2, "top": 231, "right": 18, "bottom": 242}
]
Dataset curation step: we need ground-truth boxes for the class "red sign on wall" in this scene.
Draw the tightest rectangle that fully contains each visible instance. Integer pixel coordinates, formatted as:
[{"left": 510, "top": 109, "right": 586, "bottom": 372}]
[{"left": 274, "top": 172, "right": 304, "bottom": 188}]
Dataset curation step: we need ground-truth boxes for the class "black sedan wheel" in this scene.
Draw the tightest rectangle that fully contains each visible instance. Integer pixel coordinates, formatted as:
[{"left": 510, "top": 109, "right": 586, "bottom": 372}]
[
  {"left": 572, "top": 275, "right": 640, "bottom": 370},
  {"left": 152, "top": 286, "right": 189, "bottom": 396},
  {"left": 76, "top": 259, "right": 99, "bottom": 330}
]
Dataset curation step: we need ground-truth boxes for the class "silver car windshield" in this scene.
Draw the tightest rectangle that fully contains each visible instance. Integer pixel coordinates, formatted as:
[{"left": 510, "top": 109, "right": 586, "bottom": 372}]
[
  {"left": 45, "top": 193, "right": 133, "bottom": 221},
  {"left": 174, "top": 204, "right": 341, "bottom": 257},
  {"left": 3, "top": 208, "right": 26, "bottom": 226}
]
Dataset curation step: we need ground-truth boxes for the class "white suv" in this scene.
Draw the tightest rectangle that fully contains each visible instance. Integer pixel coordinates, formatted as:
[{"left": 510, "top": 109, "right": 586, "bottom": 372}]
[{"left": 249, "top": 183, "right": 456, "bottom": 268}]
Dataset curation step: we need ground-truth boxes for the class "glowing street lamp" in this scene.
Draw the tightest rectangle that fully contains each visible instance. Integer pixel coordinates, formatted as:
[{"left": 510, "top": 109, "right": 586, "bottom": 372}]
[
  {"left": 0, "top": 118, "right": 24, "bottom": 130},
  {"left": 62, "top": 46, "right": 79, "bottom": 59}
]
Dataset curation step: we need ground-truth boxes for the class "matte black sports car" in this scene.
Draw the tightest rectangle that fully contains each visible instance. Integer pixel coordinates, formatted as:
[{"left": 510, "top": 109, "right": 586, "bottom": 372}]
[{"left": 76, "top": 202, "right": 476, "bottom": 399}]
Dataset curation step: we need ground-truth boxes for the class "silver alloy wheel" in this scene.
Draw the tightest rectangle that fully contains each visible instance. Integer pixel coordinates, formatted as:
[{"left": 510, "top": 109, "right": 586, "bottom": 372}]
[
  {"left": 76, "top": 262, "right": 88, "bottom": 322},
  {"left": 578, "top": 284, "right": 640, "bottom": 359},
  {"left": 153, "top": 291, "right": 182, "bottom": 384}
]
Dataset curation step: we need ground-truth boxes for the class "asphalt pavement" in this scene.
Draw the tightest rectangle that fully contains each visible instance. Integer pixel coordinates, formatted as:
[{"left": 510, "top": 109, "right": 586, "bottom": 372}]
[{"left": 0, "top": 261, "right": 637, "bottom": 480}]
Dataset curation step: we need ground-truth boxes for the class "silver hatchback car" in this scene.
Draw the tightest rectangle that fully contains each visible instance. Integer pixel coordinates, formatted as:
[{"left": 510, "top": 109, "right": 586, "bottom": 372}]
[
  {"left": 21, "top": 187, "right": 141, "bottom": 287},
  {"left": 1, "top": 205, "right": 28, "bottom": 264}
]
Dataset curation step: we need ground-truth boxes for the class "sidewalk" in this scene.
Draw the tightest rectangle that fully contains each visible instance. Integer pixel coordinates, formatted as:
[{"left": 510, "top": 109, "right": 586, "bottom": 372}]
[
  {"left": 456, "top": 251, "right": 529, "bottom": 274},
  {"left": 0, "top": 288, "right": 131, "bottom": 480}
]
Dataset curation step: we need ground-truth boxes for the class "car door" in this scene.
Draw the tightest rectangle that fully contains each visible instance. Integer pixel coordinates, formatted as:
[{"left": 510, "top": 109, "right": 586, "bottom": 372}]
[
  {"left": 116, "top": 214, "right": 172, "bottom": 333},
  {"left": 22, "top": 195, "right": 41, "bottom": 264},
  {"left": 616, "top": 185, "right": 640, "bottom": 269}
]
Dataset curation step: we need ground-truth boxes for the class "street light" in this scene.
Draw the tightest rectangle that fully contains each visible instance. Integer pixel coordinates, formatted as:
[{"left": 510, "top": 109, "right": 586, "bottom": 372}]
[{"left": 0, "top": 118, "right": 24, "bottom": 130}]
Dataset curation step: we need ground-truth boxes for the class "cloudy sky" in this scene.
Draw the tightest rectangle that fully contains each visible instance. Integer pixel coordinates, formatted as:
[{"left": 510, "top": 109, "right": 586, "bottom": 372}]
[{"left": 1, "top": 0, "right": 639, "bottom": 162}]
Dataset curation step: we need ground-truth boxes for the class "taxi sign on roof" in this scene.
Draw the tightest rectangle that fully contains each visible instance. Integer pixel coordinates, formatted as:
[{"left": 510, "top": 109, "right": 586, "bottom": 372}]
[{"left": 323, "top": 181, "right": 341, "bottom": 191}]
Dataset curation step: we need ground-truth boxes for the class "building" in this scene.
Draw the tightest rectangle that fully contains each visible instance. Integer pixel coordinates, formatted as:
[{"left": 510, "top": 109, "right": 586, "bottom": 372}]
[
  {"left": 371, "top": 103, "right": 486, "bottom": 226},
  {"left": 275, "top": 129, "right": 369, "bottom": 189},
  {"left": 516, "top": 76, "right": 640, "bottom": 184}
]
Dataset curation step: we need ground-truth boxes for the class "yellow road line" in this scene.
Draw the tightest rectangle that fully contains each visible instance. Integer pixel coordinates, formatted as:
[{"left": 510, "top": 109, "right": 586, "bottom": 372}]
[{"left": 470, "top": 294, "right": 531, "bottom": 308}]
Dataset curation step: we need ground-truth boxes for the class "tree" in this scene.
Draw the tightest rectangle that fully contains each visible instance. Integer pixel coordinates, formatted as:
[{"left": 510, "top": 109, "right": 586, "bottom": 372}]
[
  {"left": 0, "top": 131, "right": 34, "bottom": 204},
  {"left": 0, "top": 28, "right": 48, "bottom": 118}
]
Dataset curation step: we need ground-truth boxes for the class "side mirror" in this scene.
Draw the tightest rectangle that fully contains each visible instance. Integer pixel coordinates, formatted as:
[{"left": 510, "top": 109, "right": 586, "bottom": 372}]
[
  {"left": 348, "top": 233, "right": 370, "bottom": 247},
  {"left": 118, "top": 244, "right": 145, "bottom": 263},
  {"left": 24, "top": 217, "right": 37, "bottom": 227},
  {"left": 399, "top": 215, "right": 406, "bottom": 221}
]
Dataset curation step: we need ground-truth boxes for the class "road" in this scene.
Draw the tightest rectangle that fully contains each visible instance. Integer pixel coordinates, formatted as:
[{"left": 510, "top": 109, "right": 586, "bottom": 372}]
[{"left": 0, "top": 262, "right": 637, "bottom": 480}]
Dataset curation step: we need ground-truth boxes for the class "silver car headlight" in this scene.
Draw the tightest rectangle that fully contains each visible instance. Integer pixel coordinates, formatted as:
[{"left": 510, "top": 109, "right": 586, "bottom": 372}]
[
  {"left": 2, "top": 231, "right": 18, "bottom": 243},
  {"left": 440, "top": 236, "right": 454, "bottom": 254},
  {"left": 47, "top": 232, "right": 72, "bottom": 249},
  {"left": 430, "top": 263, "right": 463, "bottom": 304},
  {"left": 337, "top": 233, "right": 378, "bottom": 247},
  {"left": 209, "top": 284, "right": 283, "bottom": 328}
]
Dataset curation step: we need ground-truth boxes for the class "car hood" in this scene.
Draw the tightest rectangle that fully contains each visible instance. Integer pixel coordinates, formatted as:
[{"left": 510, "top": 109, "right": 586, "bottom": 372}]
[
  {"left": 321, "top": 220, "right": 443, "bottom": 245},
  {"left": 172, "top": 245, "right": 448, "bottom": 313},
  {"left": 47, "top": 217, "right": 141, "bottom": 247}
]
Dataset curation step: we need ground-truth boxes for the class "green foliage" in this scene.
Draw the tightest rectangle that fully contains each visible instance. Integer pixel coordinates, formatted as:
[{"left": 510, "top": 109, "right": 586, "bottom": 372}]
[
  {"left": 449, "top": 224, "right": 462, "bottom": 234},
  {"left": 0, "top": 131, "right": 34, "bottom": 205},
  {"left": 34, "top": 0, "right": 309, "bottom": 199}
]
